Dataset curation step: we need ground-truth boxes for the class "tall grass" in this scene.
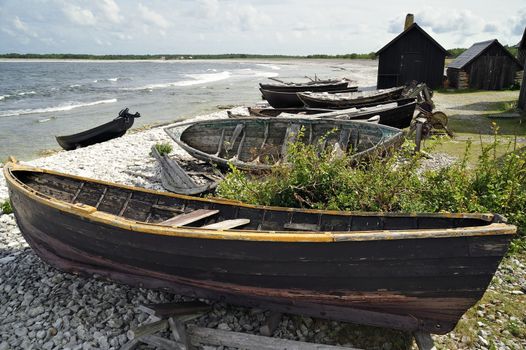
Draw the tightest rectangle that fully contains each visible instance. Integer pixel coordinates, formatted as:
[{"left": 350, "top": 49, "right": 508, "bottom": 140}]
[{"left": 216, "top": 131, "right": 525, "bottom": 251}]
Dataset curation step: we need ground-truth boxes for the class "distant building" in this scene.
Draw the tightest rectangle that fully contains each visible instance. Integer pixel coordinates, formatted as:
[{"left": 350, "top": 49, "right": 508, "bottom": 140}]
[
  {"left": 447, "top": 39, "right": 523, "bottom": 90},
  {"left": 518, "top": 27, "right": 526, "bottom": 66},
  {"left": 376, "top": 14, "right": 447, "bottom": 89},
  {"left": 518, "top": 27, "right": 526, "bottom": 110}
]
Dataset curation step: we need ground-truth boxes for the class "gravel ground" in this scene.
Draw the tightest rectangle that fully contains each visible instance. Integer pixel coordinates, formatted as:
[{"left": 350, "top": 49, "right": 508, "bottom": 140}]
[{"left": 0, "top": 104, "right": 524, "bottom": 349}]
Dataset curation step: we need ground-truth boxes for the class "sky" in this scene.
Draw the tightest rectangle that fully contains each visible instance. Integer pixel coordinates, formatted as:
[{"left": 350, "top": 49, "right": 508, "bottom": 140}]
[{"left": 0, "top": 0, "right": 525, "bottom": 55}]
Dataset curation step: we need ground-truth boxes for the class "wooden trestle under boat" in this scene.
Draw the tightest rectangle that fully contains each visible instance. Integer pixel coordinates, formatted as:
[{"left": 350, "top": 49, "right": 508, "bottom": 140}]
[
  {"left": 4, "top": 162, "right": 516, "bottom": 334},
  {"left": 55, "top": 108, "right": 140, "bottom": 151},
  {"left": 164, "top": 118, "right": 404, "bottom": 171},
  {"left": 298, "top": 87, "right": 405, "bottom": 109}
]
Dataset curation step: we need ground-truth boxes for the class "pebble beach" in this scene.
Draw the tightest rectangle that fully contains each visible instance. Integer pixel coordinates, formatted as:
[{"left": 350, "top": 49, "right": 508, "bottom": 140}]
[{"left": 0, "top": 100, "right": 525, "bottom": 350}]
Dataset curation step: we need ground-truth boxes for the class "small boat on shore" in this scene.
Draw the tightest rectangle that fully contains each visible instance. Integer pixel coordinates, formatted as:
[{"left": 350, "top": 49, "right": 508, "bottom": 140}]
[
  {"left": 243, "top": 98, "right": 417, "bottom": 129},
  {"left": 312, "top": 98, "right": 417, "bottom": 129},
  {"left": 4, "top": 161, "right": 515, "bottom": 334},
  {"left": 259, "top": 79, "right": 349, "bottom": 92},
  {"left": 298, "top": 87, "right": 405, "bottom": 109},
  {"left": 261, "top": 86, "right": 359, "bottom": 108},
  {"left": 165, "top": 118, "right": 404, "bottom": 171},
  {"left": 55, "top": 108, "right": 140, "bottom": 151}
]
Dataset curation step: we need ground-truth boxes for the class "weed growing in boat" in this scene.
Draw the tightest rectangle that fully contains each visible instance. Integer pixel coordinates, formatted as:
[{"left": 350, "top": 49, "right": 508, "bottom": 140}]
[
  {"left": 1, "top": 199, "right": 12, "bottom": 214},
  {"left": 154, "top": 142, "right": 173, "bottom": 156},
  {"left": 217, "top": 126, "right": 526, "bottom": 251}
]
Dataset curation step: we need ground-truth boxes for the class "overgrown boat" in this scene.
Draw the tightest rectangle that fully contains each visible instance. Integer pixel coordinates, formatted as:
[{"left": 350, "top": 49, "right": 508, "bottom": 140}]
[
  {"left": 165, "top": 118, "right": 404, "bottom": 171},
  {"left": 4, "top": 162, "right": 515, "bottom": 334}
]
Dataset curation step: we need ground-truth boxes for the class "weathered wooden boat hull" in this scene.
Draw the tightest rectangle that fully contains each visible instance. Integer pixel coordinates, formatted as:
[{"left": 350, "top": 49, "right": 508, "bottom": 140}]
[
  {"left": 261, "top": 87, "right": 358, "bottom": 108},
  {"left": 298, "top": 87, "right": 405, "bottom": 109},
  {"left": 4, "top": 164, "right": 515, "bottom": 334},
  {"left": 259, "top": 81, "right": 349, "bottom": 92},
  {"left": 320, "top": 100, "right": 417, "bottom": 129},
  {"left": 55, "top": 109, "right": 139, "bottom": 150},
  {"left": 248, "top": 107, "right": 333, "bottom": 117},
  {"left": 165, "top": 118, "right": 404, "bottom": 171}
]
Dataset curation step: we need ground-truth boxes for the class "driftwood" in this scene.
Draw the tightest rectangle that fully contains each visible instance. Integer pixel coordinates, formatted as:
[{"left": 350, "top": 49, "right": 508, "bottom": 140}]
[
  {"left": 124, "top": 301, "right": 438, "bottom": 350},
  {"left": 151, "top": 145, "right": 220, "bottom": 195}
]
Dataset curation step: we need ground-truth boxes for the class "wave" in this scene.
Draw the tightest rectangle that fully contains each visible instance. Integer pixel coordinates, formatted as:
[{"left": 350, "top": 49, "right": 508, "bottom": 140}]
[
  {"left": 0, "top": 91, "right": 37, "bottom": 101},
  {"left": 69, "top": 84, "right": 82, "bottom": 88},
  {"left": 0, "top": 98, "right": 117, "bottom": 117},
  {"left": 252, "top": 71, "right": 279, "bottom": 78},
  {"left": 124, "top": 71, "right": 232, "bottom": 91},
  {"left": 94, "top": 77, "right": 129, "bottom": 83},
  {"left": 255, "top": 63, "right": 281, "bottom": 70}
]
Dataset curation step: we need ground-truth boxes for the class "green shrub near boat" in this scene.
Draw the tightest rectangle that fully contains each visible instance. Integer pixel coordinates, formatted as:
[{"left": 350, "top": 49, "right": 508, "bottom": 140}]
[
  {"left": 216, "top": 134, "right": 526, "bottom": 252},
  {"left": 154, "top": 142, "right": 173, "bottom": 156},
  {"left": 1, "top": 199, "right": 13, "bottom": 215}
]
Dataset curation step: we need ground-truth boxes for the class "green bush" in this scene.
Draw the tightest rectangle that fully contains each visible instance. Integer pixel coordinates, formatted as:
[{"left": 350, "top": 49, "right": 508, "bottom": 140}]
[
  {"left": 216, "top": 133, "right": 526, "bottom": 251},
  {"left": 154, "top": 142, "right": 173, "bottom": 156},
  {"left": 1, "top": 199, "right": 12, "bottom": 214}
]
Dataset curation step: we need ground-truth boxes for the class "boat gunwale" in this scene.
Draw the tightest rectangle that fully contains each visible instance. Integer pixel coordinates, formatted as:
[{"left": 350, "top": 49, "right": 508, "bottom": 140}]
[{"left": 4, "top": 162, "right": 517, "bottom": 242}]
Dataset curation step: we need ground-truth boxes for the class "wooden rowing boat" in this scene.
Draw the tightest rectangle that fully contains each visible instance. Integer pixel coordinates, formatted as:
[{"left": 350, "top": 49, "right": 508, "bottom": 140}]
[
  {"left": 4, "top": 162, "right": 515, "bottom": 334},
  {"left": 248, "top": 106, "right": 333, "bottom": 117},
  {"left": 55, "top": 108, "right": 140, "bottom": 150},
  {"left": 298, "top": 87, "right": 405, "bottom": 109},
  {"left": 260, "top": 86, "right": 359, "bottom": 108},
  {"left": 245, "top": 99, "right": 417, "bottom": 129},
  {"left": 164, "top": 118, "right": 404, "bottom": 171},
  {"left": 312, "top": 99, "right": 417, "bottom": 129},
  {"left": 259, "top": 80, "right": 349, "bottom": 92}
]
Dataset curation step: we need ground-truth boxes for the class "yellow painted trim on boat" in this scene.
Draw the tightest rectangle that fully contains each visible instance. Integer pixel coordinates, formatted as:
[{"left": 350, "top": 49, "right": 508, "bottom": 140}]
[{"left": 3, "top": 162, "right": 517, "bottom": 242}]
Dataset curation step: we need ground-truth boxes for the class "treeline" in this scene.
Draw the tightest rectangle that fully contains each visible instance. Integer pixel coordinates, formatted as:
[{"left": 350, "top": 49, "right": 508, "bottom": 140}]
[
  {"left": 0, "top": 52, "right": 377, "bottom": 60},
  {"left": 447, "top": 45, "right": 518, "bottom": 58}
]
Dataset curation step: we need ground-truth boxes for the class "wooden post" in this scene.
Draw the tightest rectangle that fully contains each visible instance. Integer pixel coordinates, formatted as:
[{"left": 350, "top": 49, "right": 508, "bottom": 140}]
[
  {"left": 413, "top": 331, "right": 436, "bottom": 350},
  {"left": 415, "top": 118, "right": 425, "bottom": 152}
]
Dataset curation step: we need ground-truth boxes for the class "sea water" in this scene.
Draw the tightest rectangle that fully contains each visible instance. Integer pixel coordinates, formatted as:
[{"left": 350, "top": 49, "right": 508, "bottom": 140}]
[{"left": 0, "top": 59, "right": 377, "bottom": 160}]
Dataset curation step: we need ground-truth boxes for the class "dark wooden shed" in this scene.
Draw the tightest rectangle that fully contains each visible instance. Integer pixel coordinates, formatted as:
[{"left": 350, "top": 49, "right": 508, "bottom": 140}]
[
  {"left": 447, "top": 39, "right": 523, "bottom": 90},
  {"left": 518, "top": 27, "right": 526, "bottom": 110},
  {"left": 376, "top": 22, "right": 447, "bottom": 89}
]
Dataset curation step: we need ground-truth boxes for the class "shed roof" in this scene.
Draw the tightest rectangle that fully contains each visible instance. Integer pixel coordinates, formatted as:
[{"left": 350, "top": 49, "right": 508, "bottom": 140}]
[
  {"left": 448, "top": 39, "right": 523, "bottom": 69},
  {"left": 376, "top": 23, "right": 447, "bottom": 56}
]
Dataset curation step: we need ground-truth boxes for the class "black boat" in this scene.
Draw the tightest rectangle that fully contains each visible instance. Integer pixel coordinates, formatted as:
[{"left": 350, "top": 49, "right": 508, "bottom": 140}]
[
  {"left": 55, "top": 108, "right": 140, "bottom": 151},
  {"left": 4, "top": 162, "right": 516, "bottom": 335},
  {"left": 259, "top": 80, "right": 349, "bottom": 92},
  {"left": 311, "top": 98, "right": 417, "bottom": 129},
  {"left": 261, "top": 86, "right": 359, "bottom": 108}
]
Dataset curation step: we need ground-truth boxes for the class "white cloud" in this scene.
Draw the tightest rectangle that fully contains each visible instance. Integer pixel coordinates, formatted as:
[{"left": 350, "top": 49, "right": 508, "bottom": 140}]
[
  {"left": 138, "top": 4, "right": 170, "bottom": 29},
  {"left": 13, "top": 16, "right": 38, "bottom": 38},
  {"left": 62, "top": 4, "right": 97, "bottom": 26},
  {"left": 98, "top": 0, "right": 122, "bottom": 24},
  {"left": 196, "top": 0, "right": 220, "bottom": 18}
]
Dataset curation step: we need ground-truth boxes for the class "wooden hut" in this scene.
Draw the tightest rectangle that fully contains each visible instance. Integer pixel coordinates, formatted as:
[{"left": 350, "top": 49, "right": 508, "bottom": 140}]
[
  {"left": 376, "top": 14, "right": 447, "bottom": 89},
  {"left": 518, "top": 27, "right": 526, "bottom": 110},
  {"left": 447, "top": 39, "right": 523, "bottom": 90}
]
